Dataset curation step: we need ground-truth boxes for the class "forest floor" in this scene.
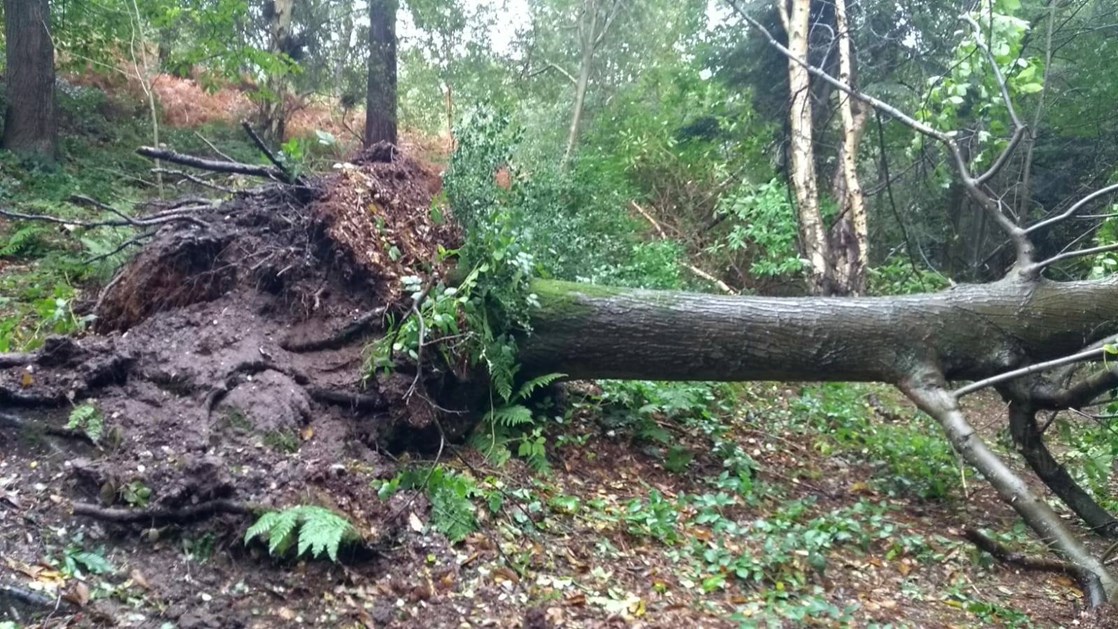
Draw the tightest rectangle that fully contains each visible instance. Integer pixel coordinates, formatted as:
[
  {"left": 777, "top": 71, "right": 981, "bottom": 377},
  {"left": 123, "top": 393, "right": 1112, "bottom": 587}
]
[{"left": 1, "top": 83, "right": 1116, "bottom": 628}]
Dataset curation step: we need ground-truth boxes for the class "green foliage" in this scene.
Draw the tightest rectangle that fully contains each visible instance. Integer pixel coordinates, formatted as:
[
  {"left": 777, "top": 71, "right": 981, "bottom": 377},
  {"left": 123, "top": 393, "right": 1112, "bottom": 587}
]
[
  {"left": 379, "top": 466, "right": 486, "bottom": 543},
  {"left": 868, "top": 257, "right": 952, "bottom": 295},
  {"left": 119, "top": 480, "right": 152, "bottom": 507},
  {"left": 0, "top": 224, "right": 50, "bottom": 258},
  {"left": 623, "top": 490, "right": 680, "bottom": 544},
  {"left": 245, "top": 505, "right": 356, "bottom": 562},
  {"left": 710, "top": 178, "right": 804, "bottom": 280},
  {"left": 59, "top": 533, "right": 115, "bottom": 578},
  {"left": 793, "top": 384, "right": 962, "bottom": 500},
  {"left": 67, "top": 403, "right": 105, "bottom": 443}
]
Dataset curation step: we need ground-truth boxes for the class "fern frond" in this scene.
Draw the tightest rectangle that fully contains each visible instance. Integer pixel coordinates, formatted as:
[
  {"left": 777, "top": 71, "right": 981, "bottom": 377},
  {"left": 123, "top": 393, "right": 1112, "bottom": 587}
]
[
  {"left": 486, "top": 404, "right": 534, "bottom": 427},
  {"left": 245, "top": 505, "right": 354, "bottom": 562},
  {"left": 515, "top": 372, "right": 565, "bottom": 402},
  {"left": 295, "top": 506, "right": 353, "bottom": 561}
]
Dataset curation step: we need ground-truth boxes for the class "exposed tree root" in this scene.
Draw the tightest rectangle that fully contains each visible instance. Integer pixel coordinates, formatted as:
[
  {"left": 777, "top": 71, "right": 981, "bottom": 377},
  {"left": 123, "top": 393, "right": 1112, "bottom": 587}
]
[
  {"left": 72, "top": 499, "right": 258, "bottom": 524},
  {"left": 280, "top": 307, "right": 387, "bottom": 352},
  {"left": 307, "top": 387, "right": 387, "bottom": 411},
  {"left": 0, "top": 353, "right": 34, "bottom": 368},
  {"left": 0, "top": 584, "right": 77, "bottom": 614}
]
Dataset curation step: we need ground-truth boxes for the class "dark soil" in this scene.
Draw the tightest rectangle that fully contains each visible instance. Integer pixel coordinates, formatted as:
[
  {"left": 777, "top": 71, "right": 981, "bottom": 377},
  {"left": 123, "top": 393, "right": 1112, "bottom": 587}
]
[{"left": 1, "top": 146, "right": 1116, "bottom": 628}]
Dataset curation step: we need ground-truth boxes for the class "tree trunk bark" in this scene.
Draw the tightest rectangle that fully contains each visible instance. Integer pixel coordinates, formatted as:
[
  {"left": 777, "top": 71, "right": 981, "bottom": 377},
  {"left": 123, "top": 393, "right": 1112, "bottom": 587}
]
[
  {"left": 2, "top": 0, "right": 59, "bottom": 162},
  {"left": 829, "top": 0, "right": 868, "bottom": 296},
  {"left": 778, "top": 0, "right": 830, "bottom": 294},
  {"left": 365, "top": 0, "right": 399, "bottom": 147},
  {"left": 520, "top": 278, "right": 1118, "bottom": 383},
  {"left": 261, "top": 0, "right": 294, "bottom": 142},
  {"left": 518, "top": 277, "right": 1118, "bottom": 603},
  {"left": 563, "top": 14, "right": 597, "bottom": 166}
]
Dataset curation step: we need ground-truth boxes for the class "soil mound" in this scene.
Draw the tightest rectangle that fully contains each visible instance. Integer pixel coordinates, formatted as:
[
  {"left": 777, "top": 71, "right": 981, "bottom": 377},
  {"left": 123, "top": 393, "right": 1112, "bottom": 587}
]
[{"left": 0, "top": 147, "right": 469, "bottom": 625}]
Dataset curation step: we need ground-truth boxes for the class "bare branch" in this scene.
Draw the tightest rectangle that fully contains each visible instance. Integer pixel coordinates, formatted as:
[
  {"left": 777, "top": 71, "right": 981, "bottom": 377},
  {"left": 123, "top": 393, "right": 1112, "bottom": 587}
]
[
  {"left": 136, "top": 146, "right": 288, "bottom": 182},
  {"left": 902, "top": 371, "right": 1118, "bottom": 605},
  {"left": 1027, "top": 182, "right": 1118, "bottom": 235},
  {"left": 152, "top": 168, "right": 235, "bottom": 194},
  {"left": 1027, "top": 242, "right": 1118, "bottom": 274},
  {"left": 954, "top": 341, "right": 1118, "bottom": 398}
]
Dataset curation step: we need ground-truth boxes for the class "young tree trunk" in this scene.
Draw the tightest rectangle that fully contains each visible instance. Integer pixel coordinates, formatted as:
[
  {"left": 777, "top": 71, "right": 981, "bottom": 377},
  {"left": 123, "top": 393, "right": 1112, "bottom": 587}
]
[
  {"left": 561, "top": 0, "right": 625, "bottom": 167},
  {"left": 829, "top": 0, "right": 869, "bottom": 295},
  {"left": 261, "top": 0, "right": 295, "bottom": 142},
  {"left": 2, "top": 0, "right": 59, "bottom": 162},
  {"left": 365, "top": 0, "right": 399, "bottom": 147},
  {"left": 334, "top": 5, "right": 356, "bottom": 99},
  {"left": 563, "top": 37, "right": 595, "bottom": 165},
  {"left": 777, "top": 0, "right": 830, "bottom": 294}
]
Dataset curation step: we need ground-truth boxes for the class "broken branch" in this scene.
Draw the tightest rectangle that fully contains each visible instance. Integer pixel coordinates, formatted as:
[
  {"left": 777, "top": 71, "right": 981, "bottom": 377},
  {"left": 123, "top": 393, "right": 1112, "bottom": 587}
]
[{"left": 136, "top": 146, "right": 288, "bottom": 182}]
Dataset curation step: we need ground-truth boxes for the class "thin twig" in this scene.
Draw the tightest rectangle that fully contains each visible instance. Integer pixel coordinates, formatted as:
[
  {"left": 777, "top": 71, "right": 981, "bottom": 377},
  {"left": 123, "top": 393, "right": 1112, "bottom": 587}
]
[
  {"left": 152, "top": 168, "right": 235, "bottom": 194},
  {"left": 954, "top": 341, "right": 1118, "bottom": 398}
]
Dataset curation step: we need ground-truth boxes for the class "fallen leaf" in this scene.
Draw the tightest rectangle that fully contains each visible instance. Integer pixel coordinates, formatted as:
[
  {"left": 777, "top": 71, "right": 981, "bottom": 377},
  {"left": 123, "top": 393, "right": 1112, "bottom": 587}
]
[
  {"left": 63, "top": 582, "right": 90, "bottom": 607},
  {"left": 408, "top": 512, "right": 424, "bottom": 533},
  {"left": 301, "top": 426, "right": 314, "bottom": 441},
  {"left": 130, "top": 568, "right": 150, "bottom": 590}
]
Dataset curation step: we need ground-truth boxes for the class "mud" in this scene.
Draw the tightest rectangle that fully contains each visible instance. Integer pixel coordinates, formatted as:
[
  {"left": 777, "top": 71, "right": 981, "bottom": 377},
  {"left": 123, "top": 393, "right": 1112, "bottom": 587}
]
[{"left": 0, "top": 147, "right": 478, "bottom": 626}]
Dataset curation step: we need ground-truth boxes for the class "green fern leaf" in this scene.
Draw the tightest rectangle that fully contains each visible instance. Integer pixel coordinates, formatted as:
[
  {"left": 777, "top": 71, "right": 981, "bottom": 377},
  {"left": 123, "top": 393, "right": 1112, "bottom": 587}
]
[
  {"left": 244, "top": 511, "right": 278, "bottom": 545},
  {"left": 296, "top": 506, "right": 352, "bottom": 562},
  {"left": 486, "top": 404, "right": 533, "bottom": 427},
  {"left": 515, "top": 372, "right": 565, "bottom": 402}
]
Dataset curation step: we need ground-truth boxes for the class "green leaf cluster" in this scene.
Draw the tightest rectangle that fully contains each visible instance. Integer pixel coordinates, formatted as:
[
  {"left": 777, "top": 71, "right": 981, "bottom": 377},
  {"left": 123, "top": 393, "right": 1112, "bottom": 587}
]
[{"left": 245, "top": 505, "right": 356, "bottom": 562}]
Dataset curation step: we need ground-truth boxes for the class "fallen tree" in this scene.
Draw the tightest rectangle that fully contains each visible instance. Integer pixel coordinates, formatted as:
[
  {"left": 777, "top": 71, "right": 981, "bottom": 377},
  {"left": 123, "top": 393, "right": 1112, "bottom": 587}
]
[{"left": 4, "top": 11, "right": 1118, "bottom": 611}]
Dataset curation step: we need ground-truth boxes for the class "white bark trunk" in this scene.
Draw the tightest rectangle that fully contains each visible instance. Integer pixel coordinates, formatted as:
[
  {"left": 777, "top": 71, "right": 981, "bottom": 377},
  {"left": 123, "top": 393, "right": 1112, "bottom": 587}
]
[{"left": 778, "top": 0, "right": 830, "bottom": 293}]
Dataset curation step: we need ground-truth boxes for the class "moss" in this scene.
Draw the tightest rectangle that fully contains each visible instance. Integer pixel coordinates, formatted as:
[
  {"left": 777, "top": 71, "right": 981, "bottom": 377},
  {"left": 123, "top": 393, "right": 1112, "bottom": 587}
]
[
  {"left": 530, "top": 279, "right": 628, "bottom": 319},
  {"left": 530, "top": 279, "right": 692, "bottom": 321}
]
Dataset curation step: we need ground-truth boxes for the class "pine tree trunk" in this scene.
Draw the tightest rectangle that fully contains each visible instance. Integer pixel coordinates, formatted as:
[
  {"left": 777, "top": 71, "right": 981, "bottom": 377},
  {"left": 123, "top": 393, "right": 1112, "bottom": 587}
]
[{"left": 2, "top": 0, "right": 59, "bottom": 162}]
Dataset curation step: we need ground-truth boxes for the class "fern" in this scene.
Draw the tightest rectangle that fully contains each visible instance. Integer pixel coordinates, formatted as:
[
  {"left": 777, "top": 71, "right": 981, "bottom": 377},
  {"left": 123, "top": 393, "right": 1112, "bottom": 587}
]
[
  {"left": 486, "top": 404, "right": 534, "bottom": 427},
  {"left": 515, "top": 372, "right": 565, "bottom": 402},
  {"left": 0, "top": 224, "right": 49, "bottom": 258},
  {"left": 66, "top": 404, "right": 104, "bottom": 443},
  {"left": 245, "top": 506, "right": 355, "bottom": 562}
]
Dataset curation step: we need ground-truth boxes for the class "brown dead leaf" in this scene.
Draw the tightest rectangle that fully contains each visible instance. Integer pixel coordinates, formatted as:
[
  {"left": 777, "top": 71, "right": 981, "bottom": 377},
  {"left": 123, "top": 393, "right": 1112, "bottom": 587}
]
[
  {"left": 63, "top": 581, "right": 90, "bottom": 607},
  {"left": 301, "top": 426, "right": 315, "bottom": 441},
  {"left": 130, "top": 568, "right": 151, "bottom": 590},
  {"left": 492, "top": 566, "right": 520, "bottom": 584},
  {"left": 565, "top": 593, "right": 586, "bottom": 607}
]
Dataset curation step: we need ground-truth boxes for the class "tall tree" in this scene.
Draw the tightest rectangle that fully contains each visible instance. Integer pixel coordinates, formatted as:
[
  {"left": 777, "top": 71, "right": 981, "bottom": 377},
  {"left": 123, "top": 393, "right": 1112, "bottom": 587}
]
[
  {"left": 562, "top": 0, "right": 626, "bottom": 165},
  {"left": 365, "top": 0, "right": 399, "bottom": 146},
  {"left": 2, "top": 0, "right": 59, "bottom": 162},
  {"left": 776, "top": 0, "right": 830, "bottom": 293},
  {"left": 261, "top": 0, "right": 295, "bottom": 141},
  {"left": 829, "top": 0, "right": 868, "bottom": 294}
]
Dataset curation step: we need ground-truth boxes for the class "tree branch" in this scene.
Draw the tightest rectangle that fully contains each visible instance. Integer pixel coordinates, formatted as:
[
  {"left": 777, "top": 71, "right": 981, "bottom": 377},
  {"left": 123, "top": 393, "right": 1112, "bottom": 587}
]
[
  {"left": 902, "top": 371, "right": 1117, "bottom": 605},
  {"left": 954, "top": 341, "right": 1116, "bottom": 398},
  {"left": 726, "top": 1, "right": 1035, "bottom": 269},
  {"left": 1026, "top": 182, "right": 1118, "bottom": 235},
  {"left": 1026, "top": 242, "right": 1118, "bottom": 274},
  {"left": 136, "top": 146, "right": 288, "bottom": 182}
]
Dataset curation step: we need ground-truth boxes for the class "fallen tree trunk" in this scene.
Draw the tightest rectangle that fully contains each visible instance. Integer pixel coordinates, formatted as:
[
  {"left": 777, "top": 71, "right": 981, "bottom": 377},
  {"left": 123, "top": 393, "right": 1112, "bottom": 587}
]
[
  {"left": 520, "top": 278, "right": 1118, "bottom": 384},
  {"left": 519, "top": 277, "right": 1118, "bottom": 604}
]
